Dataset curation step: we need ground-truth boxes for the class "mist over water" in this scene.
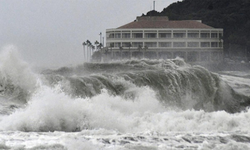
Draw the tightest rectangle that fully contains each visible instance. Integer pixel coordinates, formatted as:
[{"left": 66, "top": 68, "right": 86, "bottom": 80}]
[{"left": 0, "top": 46, "right": 250, "bottom": 149}]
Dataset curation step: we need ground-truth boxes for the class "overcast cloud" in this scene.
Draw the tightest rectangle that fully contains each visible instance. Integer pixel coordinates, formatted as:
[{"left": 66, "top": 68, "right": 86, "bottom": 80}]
[{"left": 0, "top": 0, "right": 179, "bottom": 67}]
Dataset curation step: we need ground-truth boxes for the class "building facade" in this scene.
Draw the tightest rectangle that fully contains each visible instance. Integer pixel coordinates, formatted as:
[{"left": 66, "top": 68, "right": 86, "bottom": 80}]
[{"left": 106, "top": 16, "right": 223, "bottom": 62}]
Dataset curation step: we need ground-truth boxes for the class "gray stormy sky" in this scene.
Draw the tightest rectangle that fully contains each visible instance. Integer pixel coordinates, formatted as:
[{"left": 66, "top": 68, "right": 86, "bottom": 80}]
[{"left": 0, "top": 0, "right": 179, "bottom": 67}]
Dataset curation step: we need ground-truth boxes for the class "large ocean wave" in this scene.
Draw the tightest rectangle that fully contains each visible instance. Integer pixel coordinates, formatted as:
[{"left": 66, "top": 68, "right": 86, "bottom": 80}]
[{"left": 0, "top": 47, "right": 250, "bottom": 133}]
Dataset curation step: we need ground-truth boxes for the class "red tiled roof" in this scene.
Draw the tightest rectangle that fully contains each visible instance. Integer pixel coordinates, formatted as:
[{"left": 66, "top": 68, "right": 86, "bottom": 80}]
[{"left": 118, "top": 18, "right": 213, "bottom": 29}]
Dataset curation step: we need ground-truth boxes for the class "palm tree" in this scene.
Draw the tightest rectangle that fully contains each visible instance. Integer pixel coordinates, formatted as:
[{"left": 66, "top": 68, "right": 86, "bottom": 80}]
[
  {"left": 86, "top": 40, "right": 91, "bottom": 46},
  {"left": 91, "top": 45, "right": 95, "bottom": 59},
  {"left": 86, "top": 40, "right": 92, "bottom": 61},
  {"left": 97, "top": 43, "right": 103, "bottom": 50},
  {"left": 95, "top": 41, "right": 99, "bottom": 50},
  {"left": 82, "top": 42, "right": 87, "bottom": 62}
]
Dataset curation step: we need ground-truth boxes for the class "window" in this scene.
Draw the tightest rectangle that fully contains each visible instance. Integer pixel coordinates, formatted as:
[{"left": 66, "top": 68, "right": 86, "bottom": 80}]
[
  {"left": 159, "top": 33, "right": 171, "bottom": 38},
  {"left": 173, "top": 33, "right": 186, "bottom": 38},
  {"left": 122, "top": 33, "right": 130, "bottom": 38},
  {"left": 188, "top": 33, "right": 199, "bottom": 38},
  {"left": 109, "top": 43, "right": 114, "bottom": 47},
  {"left": 200, "top": 33, "right": 210, "bottom": 38},
  {"left": 211, "top": 33, "right": 218, "bottom": 38},
  {"left": 114, "top": 43, "right": 121, "bottom": 47},
  {"left": 201, "top": 42, "right": 210, "bottom": 47},
  {"left": 114, "top": 33, "right": 121, "bottom": 38},
  {"left": 173, "top": 42, "right": 186, "bottom": 47},
  {"left": 211, "top": 42, "right": 218, "bottom": 47},
  {"left": 145, "top": 33, "right": 157, "bottom": 38},
  {"left": 145, "top": 42, "right": 157, "bottom": 47},
  {"left": 122, "top": 42, "right": 131, "bottom": 47},
  {"left": 159, "top": 42, "right": 171, "bottom": 47},
  {"left": 132, "top": 33, "right": 143, "bottom": 38},
  {"left": 132, "top": 42, "right": 143, "bottom": 47},
  {"left": 108, "top": 33, "right": 114, "bottom": 38},
  {"left": 188, "top": 42, "right": 199, "bottom": 47}
]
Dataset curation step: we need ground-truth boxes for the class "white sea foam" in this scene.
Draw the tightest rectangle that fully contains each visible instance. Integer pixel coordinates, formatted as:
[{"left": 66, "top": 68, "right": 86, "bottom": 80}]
[
  {"left": 0, "top": 84, "right": 165, "bottom": 132},
  {"left": 1, "top": 79, "right": 250, "bottom": 134},
  {"left": 0, "top": 46, "right": 250, "bottom": 149}
]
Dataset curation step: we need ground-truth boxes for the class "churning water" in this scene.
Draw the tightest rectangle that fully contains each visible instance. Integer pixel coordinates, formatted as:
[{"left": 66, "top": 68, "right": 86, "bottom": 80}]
[{"left": 0, "top": 46, "right": 250, "bottom": 150}]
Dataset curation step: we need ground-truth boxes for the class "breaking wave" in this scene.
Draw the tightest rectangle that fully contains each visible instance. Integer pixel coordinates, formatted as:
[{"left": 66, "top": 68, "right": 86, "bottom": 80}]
[
  {"left": 0, "top": 45, "right": 37, "bottom": 102},
  {"left": 43, "top": 59, "right": 250, "bottom": 113},
  {"left": 0, "top": 46, "right": 250, "bottom": 133}
]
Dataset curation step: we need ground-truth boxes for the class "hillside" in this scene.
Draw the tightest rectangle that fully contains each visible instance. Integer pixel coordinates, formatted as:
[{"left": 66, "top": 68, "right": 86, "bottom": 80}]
[{"left": 145, "top": 0, "right": 250, "bottom": 60}]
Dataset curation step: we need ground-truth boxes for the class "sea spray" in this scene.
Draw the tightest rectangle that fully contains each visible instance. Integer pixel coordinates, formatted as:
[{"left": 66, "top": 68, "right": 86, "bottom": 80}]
[
  {"left": 0, "top": 45, "right": 38, "bottom": 102},
  {"left": 0, "top": 84, "right": 165, "bottom": 132}
]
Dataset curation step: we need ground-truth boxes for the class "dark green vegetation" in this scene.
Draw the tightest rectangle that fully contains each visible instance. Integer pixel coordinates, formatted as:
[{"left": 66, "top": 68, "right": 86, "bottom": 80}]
[{"left": 144, "top": 0, "right": 250, "bottom": 60}]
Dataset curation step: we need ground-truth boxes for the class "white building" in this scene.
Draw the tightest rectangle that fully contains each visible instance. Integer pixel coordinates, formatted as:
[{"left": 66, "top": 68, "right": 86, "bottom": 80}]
[{"left": 106, "top": 16, "right": 223, "bottom": 62}]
